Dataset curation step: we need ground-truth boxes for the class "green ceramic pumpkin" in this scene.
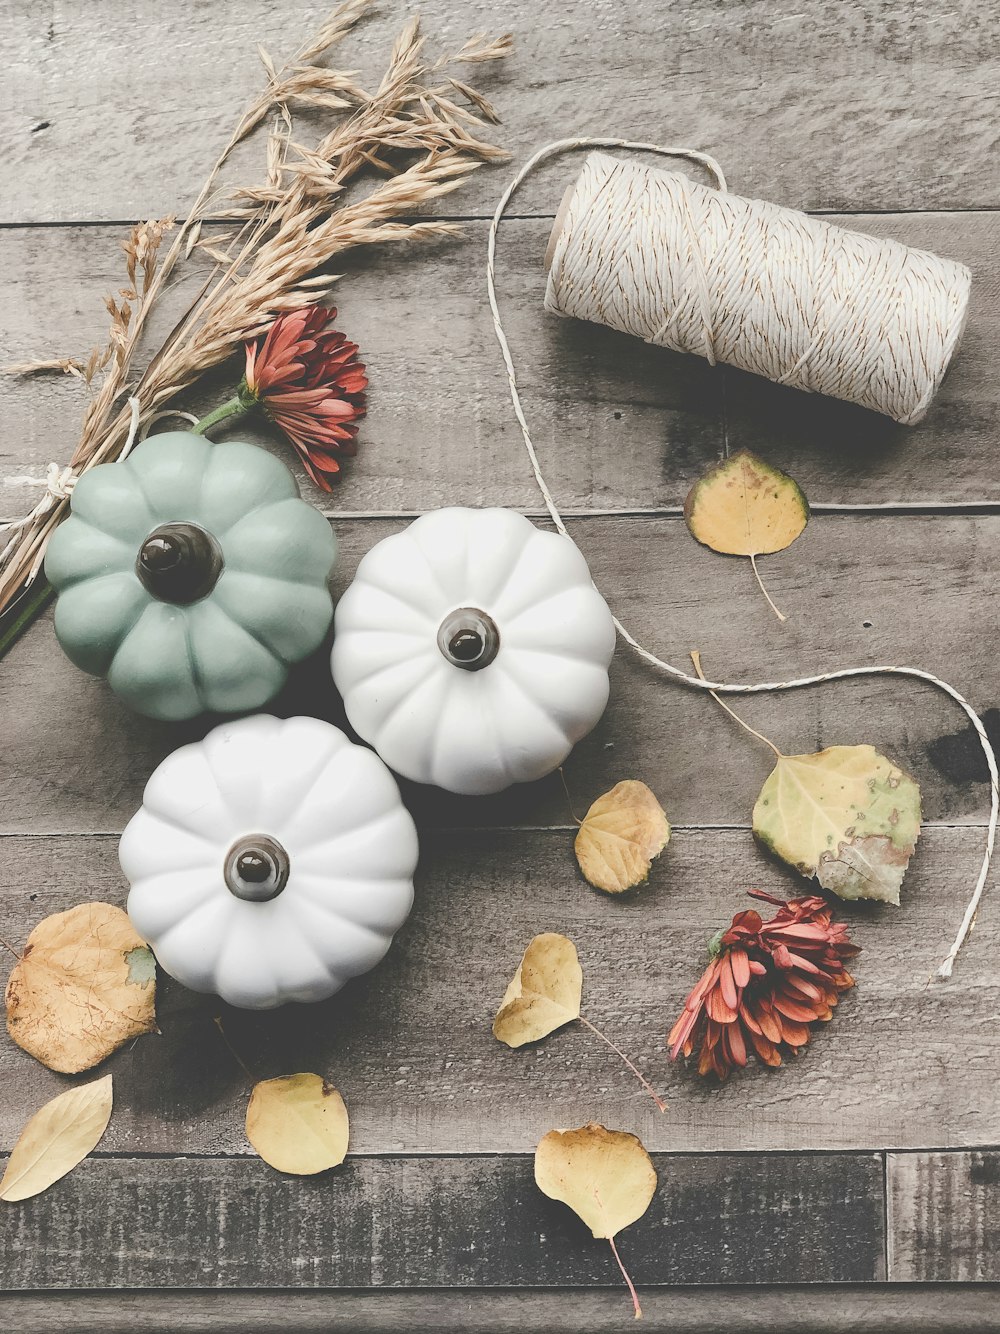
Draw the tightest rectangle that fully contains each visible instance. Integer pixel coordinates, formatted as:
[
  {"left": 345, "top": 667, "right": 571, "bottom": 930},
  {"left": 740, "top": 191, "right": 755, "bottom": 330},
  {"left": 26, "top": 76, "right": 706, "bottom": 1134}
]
[{"left": 45, "top": 431, "right": 336, "bottom": 721}]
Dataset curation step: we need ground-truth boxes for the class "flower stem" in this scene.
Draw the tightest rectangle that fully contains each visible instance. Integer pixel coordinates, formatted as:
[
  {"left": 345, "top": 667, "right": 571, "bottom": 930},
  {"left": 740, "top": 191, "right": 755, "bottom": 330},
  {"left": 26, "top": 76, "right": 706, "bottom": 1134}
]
[
  {"left": 578, "top": 1014, "right": 667, "bottom": 1113},
  {"left": 191, "top": 396, "right": 253, "bottom": 438},
  {"left": 0, "top": 580, "right": 55, "bottom": 665}
]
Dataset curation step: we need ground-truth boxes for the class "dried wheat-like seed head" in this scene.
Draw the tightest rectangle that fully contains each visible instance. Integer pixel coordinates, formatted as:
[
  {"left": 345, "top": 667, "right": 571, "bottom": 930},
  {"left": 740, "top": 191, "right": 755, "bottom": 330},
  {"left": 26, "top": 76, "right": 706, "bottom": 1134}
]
[{"left": 0, "top": 0, "right": 512, "bottom": 617}]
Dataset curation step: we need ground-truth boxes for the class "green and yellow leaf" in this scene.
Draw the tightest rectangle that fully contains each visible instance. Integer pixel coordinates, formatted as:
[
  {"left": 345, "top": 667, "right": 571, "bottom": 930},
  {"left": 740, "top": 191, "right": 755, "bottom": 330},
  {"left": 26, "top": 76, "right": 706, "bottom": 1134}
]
[
  {"left": 684, "top": 449, "right": 809, "bottom": 556},
  {"left": 752, "top": 744, "right": 921, "bottom": 905}
]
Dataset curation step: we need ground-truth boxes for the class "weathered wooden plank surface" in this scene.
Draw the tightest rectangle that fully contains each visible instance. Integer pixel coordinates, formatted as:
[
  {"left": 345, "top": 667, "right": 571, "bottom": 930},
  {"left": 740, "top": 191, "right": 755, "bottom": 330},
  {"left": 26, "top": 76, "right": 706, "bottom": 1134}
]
[
  {"left": 0, "top": 1152, "right": 885, "bottom": 1288},
  {"left": 888, "top": 1152, "right": 1000, "bottom": 1281},
  {"left": 2, "top": 514, "right": 995, "bottom": 835},
  {"left": 5, "top": 1285, "right": 1000, "bottom": 1334},
  {"left": 1, "top": 828, "right": 995, "bottom": 1155},
  {"left": 2, "top": 214, "right": 998, "bottom": 513},
  {"left": 4, "top": 0, "right": 999, "bottom": 1307},
  {"left": 5, "top": 1, "right": 1000, "bottom": 223}
]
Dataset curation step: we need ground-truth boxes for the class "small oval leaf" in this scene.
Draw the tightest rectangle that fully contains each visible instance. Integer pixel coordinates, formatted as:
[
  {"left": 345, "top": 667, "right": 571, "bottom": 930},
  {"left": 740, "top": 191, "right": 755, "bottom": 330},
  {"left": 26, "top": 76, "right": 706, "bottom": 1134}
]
[
  {"left": 575, "top": 780, "right": 670, "bottom": 894},
  {"left": 0, "top": 1075, "right": 113, "bottom": 1202},
  {"left": 246, "top": 1073, "right": 349, "bottom": 1176}
]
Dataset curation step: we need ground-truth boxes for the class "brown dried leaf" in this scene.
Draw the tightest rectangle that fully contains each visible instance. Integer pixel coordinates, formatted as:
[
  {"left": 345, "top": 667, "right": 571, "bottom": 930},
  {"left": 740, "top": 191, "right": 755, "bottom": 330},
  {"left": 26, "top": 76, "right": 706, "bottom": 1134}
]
[
  {"left": 0, "top": 1075, "right": 113, "bottom": 1202},
  {"left": 574, "top": 781, "right": 671, "bottom": 894},
  {"left": 535, "top": 1122, "right": 657, "bottom": 1239},
  {"left": 246, "top": 1074, "right": 349, "bottom": 1175},
  {"left": 492, "top": 933, "right": 582, "bottom": 1047},
  {"left": 0, "top": 6, "right": 512, "bottom": 621},
  {"left": 6, "top": 904, "right": 157, "bottom": 1074}
]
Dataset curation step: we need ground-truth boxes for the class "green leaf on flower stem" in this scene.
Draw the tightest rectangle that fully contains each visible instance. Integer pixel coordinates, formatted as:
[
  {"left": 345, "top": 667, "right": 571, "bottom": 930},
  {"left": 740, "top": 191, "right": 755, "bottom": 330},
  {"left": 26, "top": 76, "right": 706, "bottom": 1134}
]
[{"left": 752, "top": 744, "right": 921, "bottom": 905}]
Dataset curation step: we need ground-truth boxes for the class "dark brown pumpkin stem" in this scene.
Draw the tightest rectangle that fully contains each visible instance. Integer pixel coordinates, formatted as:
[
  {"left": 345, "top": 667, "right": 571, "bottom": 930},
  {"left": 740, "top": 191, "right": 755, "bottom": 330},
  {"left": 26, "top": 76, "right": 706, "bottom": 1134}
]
[{"left": 136, "top": 522, "right": 223, "bottom": 604}]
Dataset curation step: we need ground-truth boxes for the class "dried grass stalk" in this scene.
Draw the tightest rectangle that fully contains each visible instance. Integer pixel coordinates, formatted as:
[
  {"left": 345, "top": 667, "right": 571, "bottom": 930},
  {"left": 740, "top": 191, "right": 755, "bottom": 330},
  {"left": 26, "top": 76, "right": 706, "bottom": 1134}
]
[{"left": 0, "top": 0, "right": 511, "bottom": 618}]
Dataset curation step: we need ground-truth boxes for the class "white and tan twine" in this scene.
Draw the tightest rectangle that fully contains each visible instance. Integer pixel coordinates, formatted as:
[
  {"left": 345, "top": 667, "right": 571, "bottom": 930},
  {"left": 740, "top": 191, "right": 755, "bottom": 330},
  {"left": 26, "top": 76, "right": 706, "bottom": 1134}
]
[
  {"left": 545, "top": 148, "right": 970, "bottom": 423},
  {"left": 486, "top": 137, "right": 995, "bottom": 978}
]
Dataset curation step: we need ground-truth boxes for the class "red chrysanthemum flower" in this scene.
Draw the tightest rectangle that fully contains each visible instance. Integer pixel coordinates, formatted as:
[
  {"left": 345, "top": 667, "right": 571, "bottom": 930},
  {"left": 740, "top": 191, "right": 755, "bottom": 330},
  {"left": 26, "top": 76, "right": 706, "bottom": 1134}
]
[
  {"left": 243, "top": 306, "right": 367, "bottom": 491},
  {"left": 668, "top": 890, "right": 860, "bottom": 1079}
]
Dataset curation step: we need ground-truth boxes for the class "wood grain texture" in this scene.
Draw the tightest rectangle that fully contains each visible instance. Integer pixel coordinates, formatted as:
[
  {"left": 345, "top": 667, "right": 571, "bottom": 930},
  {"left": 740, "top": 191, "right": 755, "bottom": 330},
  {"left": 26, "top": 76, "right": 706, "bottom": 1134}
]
[
  {"left": 4, "top": 0, "right": 1000, "bottom": 223},
  {"left": 2, "top": 214, "right": 998, "bottom": 514},
  {"left": 0, "top": 1152, "right": 885, "bottom": 1288},
  {"left": 7, "top": 1286, "right": 1000, "bottom": 1334},
  {"left": 3, "top": 0, "right": 998, "bottom": 1304},
  {"left": 888, "top": 1152, "right": 1000, "bottom": 1281},
  {"left": 1, "top": 514, "right": 996, "bottom": 835},
  {"left": 0, "top": 828, "right": 995, "bottom": 1156}
]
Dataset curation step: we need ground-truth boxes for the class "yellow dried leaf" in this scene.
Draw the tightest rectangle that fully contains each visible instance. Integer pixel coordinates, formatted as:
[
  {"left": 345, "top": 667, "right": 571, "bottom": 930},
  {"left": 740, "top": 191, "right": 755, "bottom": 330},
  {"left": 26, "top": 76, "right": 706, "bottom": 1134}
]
[
  {"left": 574, "top": 781, "right": 670, "bottom": 893},
  {"left": 534, "top": 1122, "right": 657, "bottom": 1239},
  {"left": 685, "top": 450, "right": 808, "bottom": 619},
  {"left": 0, "top": 1075, "right": 113, "bottom": 1202},
  {"left": 6, "top": 903, "right": 157, "bottom": 1074},
  {"left": 492, "top": 933, "right": 582, "bottom": 1047},
  {"left": 684, "top": 449, "right": 809, "bottom": 556},
  {"left": 246, "top": 1073, "right": 349, "bottom": 1175}
]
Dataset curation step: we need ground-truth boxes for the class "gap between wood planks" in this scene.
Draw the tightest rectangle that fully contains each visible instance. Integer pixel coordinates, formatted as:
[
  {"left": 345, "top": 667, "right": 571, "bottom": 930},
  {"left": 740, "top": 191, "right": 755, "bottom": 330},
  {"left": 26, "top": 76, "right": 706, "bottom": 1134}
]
[
  {"left": 7, "top": 505, "right": 1000, "bottom": 525},
  {"left": 0, "top": 1146, "right": 983, "bottom": 1161},
  {"left": 0, "top": 822, "right": 990, "bottom": 838},
  {"left": 301, "top": 504, "right": 1000, "bottom": 519},
  {"left": 0, "top": 207, "right": 998, "bottom": 230}
]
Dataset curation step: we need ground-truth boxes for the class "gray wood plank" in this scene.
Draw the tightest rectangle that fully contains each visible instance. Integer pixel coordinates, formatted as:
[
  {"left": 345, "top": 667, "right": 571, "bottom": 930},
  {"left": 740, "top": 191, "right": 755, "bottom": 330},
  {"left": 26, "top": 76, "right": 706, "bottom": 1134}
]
[
  {"left": 2, "top": 514, "right": 996, "bottom": 835},
  {"left": 2, "top": 214, "right": 998, "bottom": 513},
  {"left": 0, "top": 827, "right": 996, "bottom": 1156},
  {"left": 5, "top": 1286, "right": 1000, "bottom": 1334},
  {"left": 5, "top": 1, "right": 1000, "bottom": 223},
  {"left": 888, "top": 1151, "right": 1000, "bottom": 1281},
  {"left": 0, "top": 1152, "right": 885, "bottom": 1288}
]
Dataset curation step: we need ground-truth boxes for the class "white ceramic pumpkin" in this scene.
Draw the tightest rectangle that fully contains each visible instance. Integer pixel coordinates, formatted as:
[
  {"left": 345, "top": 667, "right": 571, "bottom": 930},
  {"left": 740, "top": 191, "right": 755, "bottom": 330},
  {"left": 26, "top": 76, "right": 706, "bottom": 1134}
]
[
  {"left": 330, "top": 507, "right": 616, "bottom": 795},
  {"left": 120, "top": 714, "right": 419, "bottom": 1010}
]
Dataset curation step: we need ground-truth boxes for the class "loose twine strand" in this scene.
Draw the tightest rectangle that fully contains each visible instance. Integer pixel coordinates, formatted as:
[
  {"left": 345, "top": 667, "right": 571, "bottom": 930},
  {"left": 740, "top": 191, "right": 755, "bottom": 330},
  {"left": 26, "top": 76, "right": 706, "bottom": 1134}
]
[{"left": 485, "top": 137, "right": 997, "bottom": 979}]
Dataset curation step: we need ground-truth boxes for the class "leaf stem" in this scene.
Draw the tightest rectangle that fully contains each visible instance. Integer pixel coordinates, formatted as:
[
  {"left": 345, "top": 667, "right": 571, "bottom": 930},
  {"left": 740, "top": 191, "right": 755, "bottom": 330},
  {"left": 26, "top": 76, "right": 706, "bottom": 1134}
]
[
  {"left": 578, "top": 1014, "right": 666, "bottom": 1113},
  {"left": 558, "top": 766, "right": 582, "bottom": 825},
  {"left": 690, "top": 650, "right": 783, "bottom": 759},
  {"left": 213, "top": 1015, "right": 256, "bottom": 1084},
  {"left": 750, "top": 553, "right": 787, "bottom": 623},
  {"left": 608, "top": 1234, "right": 643, "bottom": 1320},
  {"left": 0, "top": 935, "right": 23, "bottom": 961}
]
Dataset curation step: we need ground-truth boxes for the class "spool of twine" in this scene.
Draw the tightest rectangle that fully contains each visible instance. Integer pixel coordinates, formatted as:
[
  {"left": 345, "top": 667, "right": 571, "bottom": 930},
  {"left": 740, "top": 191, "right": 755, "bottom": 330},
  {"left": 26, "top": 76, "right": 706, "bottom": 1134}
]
[
  {"left": 486, "top": 139, "right": 997, "bottom": 977},
  {"left": 544, "top": 151, "right": 971, "bottom": 424}
]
